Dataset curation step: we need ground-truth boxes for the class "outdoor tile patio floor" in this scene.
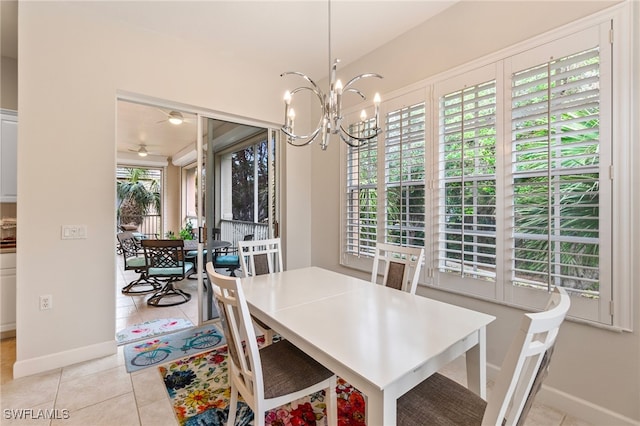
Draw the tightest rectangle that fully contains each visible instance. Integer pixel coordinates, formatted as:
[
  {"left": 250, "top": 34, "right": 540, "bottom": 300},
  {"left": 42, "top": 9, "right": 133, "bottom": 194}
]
[{"left": 0, "top": 259, "right": 594, "bottom": 425}]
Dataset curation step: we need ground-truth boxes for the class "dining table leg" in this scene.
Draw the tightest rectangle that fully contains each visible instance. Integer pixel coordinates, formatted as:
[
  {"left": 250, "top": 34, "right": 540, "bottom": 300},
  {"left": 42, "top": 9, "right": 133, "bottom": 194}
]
[
  {"left": 465, "top": 326, "right": 488, "bottom": 399},
  {"left": 365, "top": 390, "right": 397, "bottom": 426}
]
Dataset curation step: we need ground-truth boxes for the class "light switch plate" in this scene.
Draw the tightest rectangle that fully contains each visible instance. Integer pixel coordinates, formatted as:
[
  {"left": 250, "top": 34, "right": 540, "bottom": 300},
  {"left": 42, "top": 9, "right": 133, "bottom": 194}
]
[{"left": 61, "top": 225, "right": 88, "bottom": 240}]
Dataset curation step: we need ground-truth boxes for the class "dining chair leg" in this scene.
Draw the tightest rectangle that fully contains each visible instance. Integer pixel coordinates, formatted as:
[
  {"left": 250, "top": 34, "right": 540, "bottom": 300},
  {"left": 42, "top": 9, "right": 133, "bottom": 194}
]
[
  {"left": 227, "top": 384, "right": 238, "bottom": 426},
  {"left": 264, "top": 329, "right": 274, "bottom": 346},
  {"left": 326, "top": 376, "right": 338, "bottom": 426}
]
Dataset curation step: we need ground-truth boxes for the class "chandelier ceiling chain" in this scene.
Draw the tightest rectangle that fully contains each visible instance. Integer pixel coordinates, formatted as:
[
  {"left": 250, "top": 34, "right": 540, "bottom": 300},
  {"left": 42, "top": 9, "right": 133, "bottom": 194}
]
[{"left": 280, "top": 0, "right": 383, "bottom": 151}]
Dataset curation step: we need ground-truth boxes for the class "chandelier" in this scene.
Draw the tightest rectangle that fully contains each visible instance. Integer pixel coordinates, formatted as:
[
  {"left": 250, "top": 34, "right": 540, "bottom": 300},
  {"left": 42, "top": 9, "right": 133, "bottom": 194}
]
[{"left": 280, "top": 1, "right": 383, "bottom": 151}]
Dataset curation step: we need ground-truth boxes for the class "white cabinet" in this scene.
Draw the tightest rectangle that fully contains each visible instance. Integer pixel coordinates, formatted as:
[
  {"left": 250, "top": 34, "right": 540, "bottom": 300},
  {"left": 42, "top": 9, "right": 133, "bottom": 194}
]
[
  {"left": 0, "top": 253, "right": 16, "bottom": 333},
  {"left": 1, "top": 110, "right": 18, "bottom": 202}
]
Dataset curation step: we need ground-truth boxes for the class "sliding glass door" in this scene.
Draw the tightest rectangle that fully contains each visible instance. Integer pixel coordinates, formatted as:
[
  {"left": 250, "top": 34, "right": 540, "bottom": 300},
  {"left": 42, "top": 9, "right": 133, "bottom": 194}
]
[{"left": 197, "top": 118, "right": 280, "bottom": 324}]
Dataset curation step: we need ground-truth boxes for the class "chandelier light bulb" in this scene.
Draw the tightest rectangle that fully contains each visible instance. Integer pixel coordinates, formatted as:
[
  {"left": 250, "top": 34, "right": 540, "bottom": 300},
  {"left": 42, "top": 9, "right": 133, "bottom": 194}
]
[{"left": 360, "top": 110, "right": 367, "bottom": 122}]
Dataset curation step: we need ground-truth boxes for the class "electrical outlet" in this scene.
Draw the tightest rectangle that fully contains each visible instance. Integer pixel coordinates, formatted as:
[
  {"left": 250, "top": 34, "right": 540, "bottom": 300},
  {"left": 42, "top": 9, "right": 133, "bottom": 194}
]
[{"left": 40, "top": 295, "right": 52, "bottom": 310}]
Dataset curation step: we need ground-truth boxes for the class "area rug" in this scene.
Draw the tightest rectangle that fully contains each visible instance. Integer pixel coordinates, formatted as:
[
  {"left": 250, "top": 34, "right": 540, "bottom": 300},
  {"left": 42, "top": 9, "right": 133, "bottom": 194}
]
[
  {"left": 116, "top": 318, "right": 194, "bottom": 345},
  {"left": 159, "top": 342, "right": 366, "bottom": 426},
  {"left": 124, "top": 324, "right": 225, "bottom": 373}
]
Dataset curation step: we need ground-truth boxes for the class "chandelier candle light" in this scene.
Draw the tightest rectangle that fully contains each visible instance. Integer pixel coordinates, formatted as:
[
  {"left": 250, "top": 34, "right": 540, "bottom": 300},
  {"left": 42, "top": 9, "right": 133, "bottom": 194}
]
[{"left": 281, "top": 1, "right": 383, "bottom": 151}]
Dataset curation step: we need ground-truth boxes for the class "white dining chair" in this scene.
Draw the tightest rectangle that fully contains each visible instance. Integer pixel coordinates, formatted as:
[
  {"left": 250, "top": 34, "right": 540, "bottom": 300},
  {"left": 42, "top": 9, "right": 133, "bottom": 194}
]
[
  {"left": 237, "top": 237, "right": 283, "bottom": 345},
  {"left": 397, "top": 287, "right": 571, "bottom": 426},
  {"left": 238, "top": 237, "right": 284, "bottom": 277},
  {"left": 371, "top": 242, "right": 425, "bottom": 294},
  {"left": 206, "top": 262, "right": 337, "bottom": 426}
]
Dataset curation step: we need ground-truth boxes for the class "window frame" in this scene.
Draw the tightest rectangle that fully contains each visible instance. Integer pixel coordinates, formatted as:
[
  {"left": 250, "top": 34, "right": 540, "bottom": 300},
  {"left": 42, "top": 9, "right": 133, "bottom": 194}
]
[{"left": 339, "top": 4, "right": 632, "bottom": 330}]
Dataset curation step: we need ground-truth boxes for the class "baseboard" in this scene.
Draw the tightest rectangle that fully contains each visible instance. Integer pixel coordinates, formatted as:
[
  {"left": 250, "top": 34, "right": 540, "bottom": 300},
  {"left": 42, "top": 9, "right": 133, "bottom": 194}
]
[
  {"left": 13, "top": 340, "right": 117, "bottom": 379},
  {"left": 1, "top": 329, "right": 16, "bottom": 339},
  {"left": 536, "top": 385, "right": 640, "bottom": 426},
  {"left": 1, "top": 322, "right": 16, "bottom": 333},
  {"left": 486, "top": 362, "right": 640, "bottom": 426}
]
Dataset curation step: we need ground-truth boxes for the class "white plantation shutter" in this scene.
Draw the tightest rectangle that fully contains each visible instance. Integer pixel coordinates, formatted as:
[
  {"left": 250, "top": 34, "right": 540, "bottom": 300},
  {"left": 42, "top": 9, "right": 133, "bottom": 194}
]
[
  {"left": 345, "top": 120, "right": 378, "bottom": 257},
  {"left": 340, "top": 18, "right": 624, "bottom": 327},
  {"left": 511, "top": 47, "right": 601, "bottom": 297},
  {"left": 438, "top": 80, "right": 497, "bottom": 281},
  {"left": 384, "top": 102, "right": 426, "bottom": 247}
]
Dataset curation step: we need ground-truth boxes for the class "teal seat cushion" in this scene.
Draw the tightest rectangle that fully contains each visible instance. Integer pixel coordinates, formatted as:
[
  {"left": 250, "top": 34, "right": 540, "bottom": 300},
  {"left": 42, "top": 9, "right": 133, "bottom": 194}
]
[
  {"left": 215, "top": 255, "right": 239, "bottom": 266},
  {"left": 186, "top": 250, "right": 208, "bottom": 257},
  {"left": 148, "top": 262, "right": 194, "bottom": 277},
  {"left": 126, "top": 256, "right": 146, "bottom": 268}
]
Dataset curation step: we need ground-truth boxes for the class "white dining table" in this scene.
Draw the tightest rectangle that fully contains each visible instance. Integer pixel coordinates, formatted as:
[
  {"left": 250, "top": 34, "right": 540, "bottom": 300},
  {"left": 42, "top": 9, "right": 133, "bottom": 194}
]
[{"left": 241, "top": 266, "right": 495, "bottom": 425}]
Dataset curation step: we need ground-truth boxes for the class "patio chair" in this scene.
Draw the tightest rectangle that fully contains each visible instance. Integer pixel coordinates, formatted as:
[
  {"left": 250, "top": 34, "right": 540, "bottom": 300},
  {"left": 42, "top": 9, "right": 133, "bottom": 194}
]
[
  {"left": 238, "top": 237, "right": 284, "bottom": 344},
  {"left": 397, "top": 287, "right": 570, "bottom": 426},
  {"left": 212, "top": 233, "right": 254, "bottom": 276},
  {"left": 206, "top": 263, "right": 337, "bottom": 426},
  {"left": 142, "top": 239, "right": 194, "bottom": 307},
  {"left": 117, "top": 231, "right": 161, "bottom": 295},
  {"left": 371, "top": 242, "right": 425, "bottom": 294}
]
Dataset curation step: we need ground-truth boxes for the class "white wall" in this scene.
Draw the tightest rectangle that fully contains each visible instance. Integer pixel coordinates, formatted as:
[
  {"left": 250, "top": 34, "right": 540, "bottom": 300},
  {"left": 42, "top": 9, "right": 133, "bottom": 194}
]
[
  {"left": 15, "top": 2, "right": 311, "bottom": 375},
  {"left": 310, "top": 1, "right": 639, "bottom": 424}
]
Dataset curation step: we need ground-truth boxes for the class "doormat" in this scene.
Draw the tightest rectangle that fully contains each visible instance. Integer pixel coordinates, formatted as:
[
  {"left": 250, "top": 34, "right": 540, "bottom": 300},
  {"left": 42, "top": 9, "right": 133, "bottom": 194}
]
[
  {"left": 116, "top": 318, "right": 194, "bottom": 345},
  {"left": 124, "top": 324, "right": 225, "bottom": 373},
  {"left": 159, "top": 342, "right": 366, "bottom": 425}
]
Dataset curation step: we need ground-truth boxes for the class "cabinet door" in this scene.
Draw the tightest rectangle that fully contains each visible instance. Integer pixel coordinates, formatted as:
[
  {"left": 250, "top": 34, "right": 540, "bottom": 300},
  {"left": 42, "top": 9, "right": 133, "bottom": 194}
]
[
  {"left": 1, "top": 111, "right": 18, "bottom": 202},
  {"left": 0, "top": 266, "right": 16, "bottom": 332}
]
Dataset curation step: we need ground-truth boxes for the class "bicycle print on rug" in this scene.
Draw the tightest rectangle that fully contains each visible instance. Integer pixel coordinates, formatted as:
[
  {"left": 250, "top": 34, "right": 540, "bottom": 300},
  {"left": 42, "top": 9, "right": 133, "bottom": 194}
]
[{"left": 124, "top": 324, "right": 225, "bottom": 373}]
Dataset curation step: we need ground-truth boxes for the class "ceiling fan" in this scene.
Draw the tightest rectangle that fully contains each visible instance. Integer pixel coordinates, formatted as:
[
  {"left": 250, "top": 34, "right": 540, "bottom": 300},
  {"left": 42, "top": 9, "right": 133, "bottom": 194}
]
[
  {"left": 156, "top": 109, "right": 194, "bottom": 125},
  {"left": 127, "top": 144, "right": 158, "bottom": 157}
]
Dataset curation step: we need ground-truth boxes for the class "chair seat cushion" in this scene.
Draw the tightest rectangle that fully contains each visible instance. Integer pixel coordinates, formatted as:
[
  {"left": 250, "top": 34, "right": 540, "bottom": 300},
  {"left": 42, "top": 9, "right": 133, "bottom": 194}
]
[
  {"left": 260, "top": 339, "right": 333, "bottom": 399},
  {"left": 215, "top": 255, "right": 239, "bottom": 266},
  {"left": 148, "top": 262, "right": 194, "bottom": 277},
  {"left": 186, "top": 250, "right": 208, "bottom": 257},
  {"left": 397, "top": 373, "right": 487, "bottom": 426},
  {"left": 126, "top": 256, "right": 146, "bottom": 268}
]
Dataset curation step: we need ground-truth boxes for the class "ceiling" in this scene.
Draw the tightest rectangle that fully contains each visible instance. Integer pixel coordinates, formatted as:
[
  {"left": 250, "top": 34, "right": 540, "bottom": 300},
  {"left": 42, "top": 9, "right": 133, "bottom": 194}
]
[{"left": 3, "top": 0, "right": 460, "bottom": 160}]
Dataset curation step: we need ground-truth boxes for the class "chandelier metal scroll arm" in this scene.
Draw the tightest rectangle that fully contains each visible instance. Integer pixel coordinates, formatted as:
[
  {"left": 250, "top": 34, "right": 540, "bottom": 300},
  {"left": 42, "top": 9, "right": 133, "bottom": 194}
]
[
  {"left": 343, "top": 87, "right": 367, "bottom": 101},
  {"left": 343, "top": 73, "right": 384, "bottom": 92},
  {"left": 338, "top": 129, "right": 373, "bottom": 148},
  {"left": 279, "top": 74, "right": 327, "bottom": 146},
  {"left": 280, "top": 71, "right": 321, "bottom": 93},
  {"left": 339, "top": 122, "right": 380, "bottom": 145}
]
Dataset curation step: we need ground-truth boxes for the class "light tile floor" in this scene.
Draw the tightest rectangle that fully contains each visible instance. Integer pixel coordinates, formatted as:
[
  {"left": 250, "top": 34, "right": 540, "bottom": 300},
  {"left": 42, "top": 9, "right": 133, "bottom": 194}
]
[{"left": 0, "top": 260, "right": 594, "bottom": 426}]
